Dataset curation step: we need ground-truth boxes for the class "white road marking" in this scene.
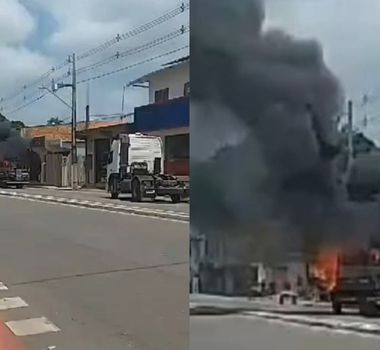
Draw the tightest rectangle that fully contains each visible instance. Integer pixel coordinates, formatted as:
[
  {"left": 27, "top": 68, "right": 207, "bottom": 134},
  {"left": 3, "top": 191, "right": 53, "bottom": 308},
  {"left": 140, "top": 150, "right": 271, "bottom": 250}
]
[
  {"left": 6, "top": 317, "right": 60, "bottom": 336},
  {"left": 0, "top": 282, "right": 8, "bottom": 290},
  {"left": 0, "top": 297, "right": 28, "bottom": 310},
  {"left": 0, "top": 193, "right": 189, "bottom": 223}
]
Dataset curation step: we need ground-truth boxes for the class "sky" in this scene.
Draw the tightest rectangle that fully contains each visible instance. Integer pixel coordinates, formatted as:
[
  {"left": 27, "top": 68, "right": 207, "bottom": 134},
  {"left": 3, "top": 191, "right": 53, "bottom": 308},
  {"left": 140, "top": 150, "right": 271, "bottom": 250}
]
[
  {"left": 1, "top": 0, "right": 379, "bottom": 142},
  {"left": 0, "top": 0, "right": 189, "bottom": 125},
  {"left": 265, "top": 0, "right": 380, "bottom": 143}
]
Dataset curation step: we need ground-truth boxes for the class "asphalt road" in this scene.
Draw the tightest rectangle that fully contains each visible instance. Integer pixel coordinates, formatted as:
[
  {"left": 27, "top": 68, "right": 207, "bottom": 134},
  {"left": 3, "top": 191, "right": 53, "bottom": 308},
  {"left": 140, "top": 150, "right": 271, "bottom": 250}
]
[
  {"left": 190, "top": 315, "right": 380, "bottom": 350},
  {"left": 16, "top": 186, "right": 189, "bottom": 213},
  {"left": 0, "top": 196, "right": 188, "bottom": 350}
]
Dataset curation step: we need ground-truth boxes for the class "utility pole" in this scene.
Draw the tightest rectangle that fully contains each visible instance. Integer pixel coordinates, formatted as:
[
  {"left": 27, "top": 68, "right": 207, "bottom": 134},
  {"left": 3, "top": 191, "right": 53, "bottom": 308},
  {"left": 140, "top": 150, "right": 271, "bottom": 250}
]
[
  {"left": 85, "top": 82, "right": 90, "bottom": 186},
  {"left": 71, "top": 53, "right": 78, "bottom": 190},
  {"left": 121, "top": 85, "right": 126, "bottom": 118},
  {"left": 343, "top": 99, "right": 354, "bottom": 188}
]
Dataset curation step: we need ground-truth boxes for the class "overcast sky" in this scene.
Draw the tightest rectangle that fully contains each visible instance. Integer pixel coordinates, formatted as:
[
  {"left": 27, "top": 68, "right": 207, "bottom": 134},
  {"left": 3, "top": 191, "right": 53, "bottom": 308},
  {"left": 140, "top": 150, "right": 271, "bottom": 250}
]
[
  {"left": 0, "top": 0, "right": 189, "bottom": 126},
  {"left": 265, "top": 0, "right": 380, "bottom": 143},
  {"left": 1, "top": 0, "right": 379, "bottom": 142}
]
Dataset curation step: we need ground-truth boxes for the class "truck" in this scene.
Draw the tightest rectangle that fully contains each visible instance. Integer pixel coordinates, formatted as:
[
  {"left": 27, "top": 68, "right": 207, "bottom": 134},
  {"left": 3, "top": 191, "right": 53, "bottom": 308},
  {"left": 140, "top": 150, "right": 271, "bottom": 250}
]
[
  {"left": 308, "top": 247, "right": 380, "bottom": 316},
  {"left": 0, "top": 159, "right": 30, "bottom": 188},
  {"left": 106, "top": 133, "right": 189, "bottom": 203}
]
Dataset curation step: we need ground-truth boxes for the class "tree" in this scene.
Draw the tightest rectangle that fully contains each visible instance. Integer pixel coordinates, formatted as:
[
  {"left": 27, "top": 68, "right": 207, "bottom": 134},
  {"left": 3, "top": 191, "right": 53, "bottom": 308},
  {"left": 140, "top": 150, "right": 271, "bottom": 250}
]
[
  {"left": 0, "top": 113, "right": 25, "bottom": 130},
  {"left": 47, "top": 117, "right": 64, "bottom": 126},
  {"left": 10, "top": 120, "right": 25, "bottom": 130}
]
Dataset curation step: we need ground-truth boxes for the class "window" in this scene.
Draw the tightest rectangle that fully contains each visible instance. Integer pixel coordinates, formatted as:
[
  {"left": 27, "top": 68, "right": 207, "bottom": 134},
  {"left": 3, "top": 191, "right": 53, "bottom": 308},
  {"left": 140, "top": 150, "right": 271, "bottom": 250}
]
[
  {"left": 154, "top": 88, "right": 169, "bottom": 103},
  {"left": 184, "top": 82, "right": 190, "bottom": 96},
  {"left": 165, "top": 134, "right": 189, "bottom": 161}
]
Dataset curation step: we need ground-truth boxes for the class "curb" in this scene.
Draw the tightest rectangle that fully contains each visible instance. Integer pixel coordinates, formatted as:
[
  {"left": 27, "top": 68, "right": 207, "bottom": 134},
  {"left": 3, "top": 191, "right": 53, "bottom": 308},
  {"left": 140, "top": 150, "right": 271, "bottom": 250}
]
[
  {"left": 190, "top": 305, "right": 244, "bottom": 316},
  {"left": 243, "top": 310, "right": 380, "bottom": 336},
  {"left": 0, "top": 190, "right": 189, "bottom": 222},
  {"left": 190, "top": 304, "right": 380, "bottom": 337}
]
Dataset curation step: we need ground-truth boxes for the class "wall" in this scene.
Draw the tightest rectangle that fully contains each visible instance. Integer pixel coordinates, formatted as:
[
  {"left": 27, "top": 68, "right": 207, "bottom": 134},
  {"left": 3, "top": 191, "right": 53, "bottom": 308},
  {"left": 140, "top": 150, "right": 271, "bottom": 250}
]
[
  {"left": 148, "top": 62, "right": 189, "bottom": 103},
  {"left": 85, "top": 126, "right": 128, "bottom": 187}
]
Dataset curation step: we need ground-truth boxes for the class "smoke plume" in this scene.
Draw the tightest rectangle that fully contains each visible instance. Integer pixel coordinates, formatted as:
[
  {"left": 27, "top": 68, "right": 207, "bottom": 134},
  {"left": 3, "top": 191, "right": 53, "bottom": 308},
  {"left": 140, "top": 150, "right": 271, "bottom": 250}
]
[
  {"left": 191, "top": 0, "right": 378, "bottom": 261},
  {"left": 0, "top": 116, "right": 29, "bottom": 161}
]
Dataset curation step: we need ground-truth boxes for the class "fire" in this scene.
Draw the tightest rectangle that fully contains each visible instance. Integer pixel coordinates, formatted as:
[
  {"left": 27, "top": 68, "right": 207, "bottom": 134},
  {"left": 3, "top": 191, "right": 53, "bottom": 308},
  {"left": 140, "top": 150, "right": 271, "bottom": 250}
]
[{"left": 310, "top": 249, "right": 340, "bottom": 292}]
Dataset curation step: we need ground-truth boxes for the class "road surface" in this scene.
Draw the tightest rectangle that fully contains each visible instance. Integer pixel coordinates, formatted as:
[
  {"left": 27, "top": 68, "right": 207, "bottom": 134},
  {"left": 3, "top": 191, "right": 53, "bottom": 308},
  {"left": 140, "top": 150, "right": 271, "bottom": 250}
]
[
  {"left": 0, "top": 195, "right": 188, "bottom": 350},
  {"left": 190, "top": 315, "right": 380, "bottom": 350}
]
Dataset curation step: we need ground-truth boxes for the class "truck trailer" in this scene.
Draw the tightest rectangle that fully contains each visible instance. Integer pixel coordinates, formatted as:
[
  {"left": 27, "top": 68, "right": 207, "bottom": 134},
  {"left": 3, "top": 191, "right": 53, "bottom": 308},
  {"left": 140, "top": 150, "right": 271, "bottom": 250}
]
[
  {"left": 309, "top": 248, "right": 380, "bottom": 316},
  {"left": 106, "top": 133, "right": 189, "bottom": 203}
]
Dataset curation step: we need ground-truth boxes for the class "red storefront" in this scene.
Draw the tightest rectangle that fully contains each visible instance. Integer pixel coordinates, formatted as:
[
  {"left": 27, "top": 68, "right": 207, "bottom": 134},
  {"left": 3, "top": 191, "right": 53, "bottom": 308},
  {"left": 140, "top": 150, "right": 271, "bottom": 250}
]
[{"left": 133, "top": 96, "right": 189, "bottom": 180}]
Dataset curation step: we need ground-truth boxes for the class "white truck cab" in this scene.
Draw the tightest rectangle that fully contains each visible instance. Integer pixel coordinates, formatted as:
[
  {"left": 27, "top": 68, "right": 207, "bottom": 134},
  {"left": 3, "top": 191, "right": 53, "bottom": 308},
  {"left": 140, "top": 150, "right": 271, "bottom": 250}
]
[{"left": 106, "top": 133, "right": 187, "bottom": 202}]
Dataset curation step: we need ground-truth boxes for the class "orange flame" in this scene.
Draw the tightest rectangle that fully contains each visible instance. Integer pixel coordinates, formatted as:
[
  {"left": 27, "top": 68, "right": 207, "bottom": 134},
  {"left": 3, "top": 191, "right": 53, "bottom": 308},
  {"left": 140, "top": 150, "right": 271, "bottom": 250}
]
[{"left": 310, "top": 249, "right": 340, "bottom": 292}]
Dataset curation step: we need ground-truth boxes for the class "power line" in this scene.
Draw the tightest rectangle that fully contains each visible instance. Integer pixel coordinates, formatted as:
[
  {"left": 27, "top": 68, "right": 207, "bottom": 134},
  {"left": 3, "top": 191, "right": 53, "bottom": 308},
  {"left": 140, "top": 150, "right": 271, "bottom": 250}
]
[
  {"left": 76, "top": 2, "right": 189, "bottom": 62},
  {"left": 0, "top": 2, "right": 188, "bottom": 108},
  {"left": 77, "top": 45, "right": 189, "bottom": 85},
  {"left": 77, "top": 25, "right": 189, "bottom": 76},
  {"left": 5, "top": 46, "right": 189, "bottom": 117},
  {"left": 5, "top": 93, "right": 48, "bottom": 115},
  {"left": 1, "top": 58, "right": 70, "bottom": 105}
]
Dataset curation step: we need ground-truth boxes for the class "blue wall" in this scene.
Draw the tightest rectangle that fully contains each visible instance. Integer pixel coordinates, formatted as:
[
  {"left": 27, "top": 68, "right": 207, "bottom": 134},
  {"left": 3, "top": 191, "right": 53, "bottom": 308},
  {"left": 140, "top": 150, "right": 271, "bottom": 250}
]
[{"left": 133, "top": 97, "right": 189, "bottom": 132}]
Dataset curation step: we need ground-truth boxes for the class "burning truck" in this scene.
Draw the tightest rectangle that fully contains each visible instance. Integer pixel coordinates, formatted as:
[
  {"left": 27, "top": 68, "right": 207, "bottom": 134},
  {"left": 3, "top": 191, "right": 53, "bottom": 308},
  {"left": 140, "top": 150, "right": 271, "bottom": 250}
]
[
  {"left": 0, "top": 158, "right": 30, "bottom": 188},
  {"left": 0, "top": 114, "right": 31, "bottom": 188},
  {"left": 308, "top": 246, "right": 380, "bottom": 315}
]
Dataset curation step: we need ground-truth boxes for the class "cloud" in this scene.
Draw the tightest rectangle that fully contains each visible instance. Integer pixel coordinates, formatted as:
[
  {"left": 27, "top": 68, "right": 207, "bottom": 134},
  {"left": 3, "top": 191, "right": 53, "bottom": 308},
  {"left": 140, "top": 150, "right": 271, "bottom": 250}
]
[
  {"left": 0, "top": 47, "right": 52, "bottom": 92},
  {"left": 0, "top": 0, "right": 35, "bottom": 44},
  {"left": 0, "top": 0, "right": 189, "bottom": 125},
  {"left": 33, "top": 0, "right": 185, "bottom": 53}
]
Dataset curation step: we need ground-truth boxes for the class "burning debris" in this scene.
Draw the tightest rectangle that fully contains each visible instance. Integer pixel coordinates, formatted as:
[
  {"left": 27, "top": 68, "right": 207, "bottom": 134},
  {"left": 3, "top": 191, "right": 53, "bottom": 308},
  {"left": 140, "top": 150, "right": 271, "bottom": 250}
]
[{"left": 191, "top": 0, "right": 380, "bottom": 262}]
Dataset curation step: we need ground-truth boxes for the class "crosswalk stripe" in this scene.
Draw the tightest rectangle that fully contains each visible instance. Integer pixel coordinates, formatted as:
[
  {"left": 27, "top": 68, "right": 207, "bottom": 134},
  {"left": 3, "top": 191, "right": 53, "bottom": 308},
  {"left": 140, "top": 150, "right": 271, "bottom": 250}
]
[
  {"left": 6, "top": 317, "right": 60, "bottom": 336},
  {"left": 0, "top": 297, "right": 28, "bottom": 310}
]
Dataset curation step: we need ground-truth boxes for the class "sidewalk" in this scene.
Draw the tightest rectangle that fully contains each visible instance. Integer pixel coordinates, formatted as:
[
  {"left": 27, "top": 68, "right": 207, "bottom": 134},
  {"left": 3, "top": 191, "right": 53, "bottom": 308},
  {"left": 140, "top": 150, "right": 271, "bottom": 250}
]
[
  {"left": 190, "top": 293, "right": 380, "bottom": 336},
  {"left": 190, "top": 293, "right": 330, "bottom": 314},
  {"left": 0, "top": 187, "right": 189, "bottom": 222},
  {"left": 24, "top": 186, "right": 189, "bottom": 212}
]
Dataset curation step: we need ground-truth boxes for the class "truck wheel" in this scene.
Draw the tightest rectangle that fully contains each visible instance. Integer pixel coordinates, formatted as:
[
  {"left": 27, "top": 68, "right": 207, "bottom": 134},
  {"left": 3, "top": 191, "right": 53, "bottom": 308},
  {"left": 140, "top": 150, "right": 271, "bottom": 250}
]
[
  {"left": 110, "top": 178, "right": 119, "bottom": 199},
  {"left": 131, "top": 179, "right": 142, "bottom": 202},
  {"left": 170, "top": 194, "right": 181, "bottom": 203},
  {"left": 332, "top": 301, "right": 342, "bottom": 314}
]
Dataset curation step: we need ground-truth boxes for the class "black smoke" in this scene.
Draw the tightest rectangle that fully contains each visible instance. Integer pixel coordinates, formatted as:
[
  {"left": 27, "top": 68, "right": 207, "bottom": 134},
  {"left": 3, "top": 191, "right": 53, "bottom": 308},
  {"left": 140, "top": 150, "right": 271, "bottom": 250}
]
[
  {"left": 0, "top": 114, "right": 30, "bottom": 162},
  {"left": 191, "top": 0, "right": 378, "bottom": 260}
]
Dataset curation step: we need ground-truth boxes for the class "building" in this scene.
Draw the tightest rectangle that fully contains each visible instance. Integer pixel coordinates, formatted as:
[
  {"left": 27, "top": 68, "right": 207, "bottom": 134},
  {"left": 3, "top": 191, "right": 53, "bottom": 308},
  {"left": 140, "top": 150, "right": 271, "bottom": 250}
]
[
  {"left": 77, "top": 117, "right": 131, "bottom": 187},
  {"left": 130, "top": 56, "right": 189, "bottom": 180},
  {"left": 22, "top": 119, "right": 131, "bottom": 187},
  {"left": 21, "top": 123, "right": 86, "bottom": 186}
]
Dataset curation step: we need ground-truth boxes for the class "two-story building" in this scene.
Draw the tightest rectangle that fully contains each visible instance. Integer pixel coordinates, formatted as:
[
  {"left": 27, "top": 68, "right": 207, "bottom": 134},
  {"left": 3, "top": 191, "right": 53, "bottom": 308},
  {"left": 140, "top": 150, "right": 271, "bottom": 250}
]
[{"left": 129, "top": 56, "right": 189, "bottom": 180}]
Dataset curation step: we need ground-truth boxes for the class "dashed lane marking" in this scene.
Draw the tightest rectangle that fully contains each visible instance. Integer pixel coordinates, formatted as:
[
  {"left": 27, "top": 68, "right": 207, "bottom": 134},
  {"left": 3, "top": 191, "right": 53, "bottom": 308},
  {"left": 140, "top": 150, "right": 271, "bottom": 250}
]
[
  {"left": 0, "top": 297, "right": 28, "bottom": 310},
  {"left": 6, "top": 317, "right": 60, "bottom": 336}
]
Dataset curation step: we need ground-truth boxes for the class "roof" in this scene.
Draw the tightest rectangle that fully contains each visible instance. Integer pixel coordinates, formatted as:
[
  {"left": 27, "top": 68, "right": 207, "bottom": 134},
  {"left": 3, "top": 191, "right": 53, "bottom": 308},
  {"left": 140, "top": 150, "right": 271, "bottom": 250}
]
[
  {"left": 22, "top": 118, "right": 132, "bottom": 142},
  {"left": 162, "top": 55, "right": 189, "bottom": 66},
  {"left": 128, "top": 55, "right": 190, "bottom": 86},
  {"left": 22, "top": 124, "right": 72, "bottom": 142}
]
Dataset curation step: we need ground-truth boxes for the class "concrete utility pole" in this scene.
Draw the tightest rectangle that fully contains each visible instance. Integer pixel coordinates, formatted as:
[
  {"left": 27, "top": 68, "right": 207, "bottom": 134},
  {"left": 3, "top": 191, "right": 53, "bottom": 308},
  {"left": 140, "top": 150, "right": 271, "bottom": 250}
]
[
  {"left": 343, "top": 100, "right": 354, "bottom": 187},
  {"left": 121, "top": 85, "right": 126, "bottom": 118},
  {"left": 85, "top": 82, "right": 90, "bottom": 186},
  {"left": 71, "top": 53, "right": 78, "bottom": 190}
]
